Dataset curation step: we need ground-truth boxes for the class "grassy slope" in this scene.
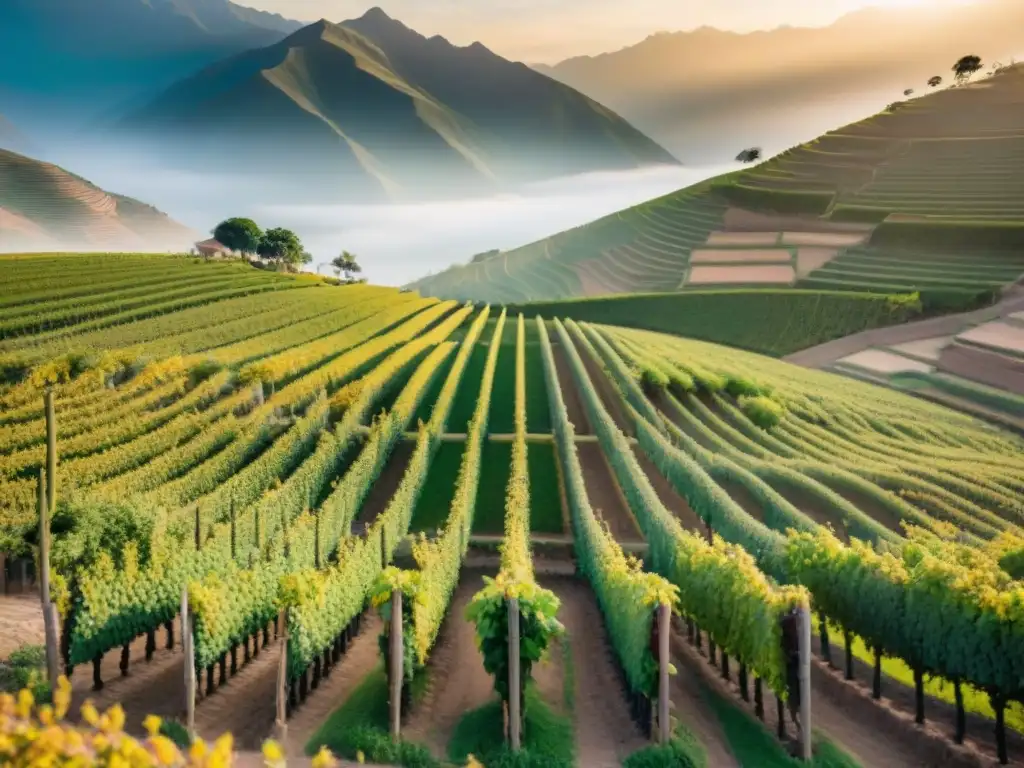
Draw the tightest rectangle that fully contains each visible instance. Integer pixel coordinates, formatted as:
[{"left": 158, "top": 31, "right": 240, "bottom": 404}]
[{"left": 512, "top": 291, "right": 920, "bottom": 358}]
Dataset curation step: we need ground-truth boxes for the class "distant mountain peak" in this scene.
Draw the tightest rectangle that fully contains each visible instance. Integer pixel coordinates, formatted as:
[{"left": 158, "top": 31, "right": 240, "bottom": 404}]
[{"left": 359, "top": 6, "right": 393, "bottom": 22}]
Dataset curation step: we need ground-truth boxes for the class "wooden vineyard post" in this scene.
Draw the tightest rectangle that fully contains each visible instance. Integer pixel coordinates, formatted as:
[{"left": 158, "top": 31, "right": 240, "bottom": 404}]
[
  {"left": 657, "top": 603, "right": 670, "bottom": 744},
  {"left": 182, "top": 586, "right": 196, "bottom": 740},
  {"left": 798, "top": 607, "right": 812, "bottom": 761},
  {"left": 275, "top": 609, "right": 288, "bottom": 745},
  {"left": 508, "top": 598, "right": 522, "bottom": 751},
  {"left": 389, "top": 590, "right": 403, "bottom": 738},
  {"left": 38, "top": 468, "right": 60, "bottom": 691}
]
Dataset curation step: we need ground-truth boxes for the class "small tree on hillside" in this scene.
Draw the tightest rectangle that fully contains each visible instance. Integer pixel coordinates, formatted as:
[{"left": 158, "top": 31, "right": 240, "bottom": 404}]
[
  {"left": 257, "top": 227, "right": 306, "bottom": 270},
  {"left": 735, "top": 147, "right": 762, "bottom": 164},
  {"left": 331, "top": 250, "right": 363, "bottom": 282},
  {"left": 903, "top": 88, "right": 914, "bottom": 97},
  {"left": 952, "top": 54, "right": 983, "bottom": 83},
  {"left": 928, "top": 75, "right": 943, "bottom": 88},
  {"left": 213, "top": 218, "right": 262, "bottom": 255}
]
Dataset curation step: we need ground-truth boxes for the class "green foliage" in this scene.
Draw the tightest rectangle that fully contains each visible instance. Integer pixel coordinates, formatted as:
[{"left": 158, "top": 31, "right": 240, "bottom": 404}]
[
  {"left": 719, "top": 183, "right": 835, "bottom": 215},
  {"left": 213, "top": 217, "right": 262, "bottom": 254},
  {"left": 258, "top": 227, "right": 305, "bottom": 265},
  {"left": 537, "top": 315, "right": 675, "bottom": 697},
  {"left": 159, "top": 720, "right": 193, "bottom": 749},
  {"left": 786, "top": 528, "right": 1024, "bottom": 699},
  {"left": 556, "top": 318, "right": 807, "bottom": 695},
  {"left": 469, "top": 315, "right": 563, "bottom": 704},
  {"left": 448, "top": 685, "right": 575, "bottom": 768},
  {"left": 0, "top": 644, "right": 50, "bottom": 702},
  {"left": 870, "top": 218, "right": 1024, "bottom": 252},
  {"left": 511, "top": 291, "right": 920, "bottom": 358},
  {"left": 738, "top": 395, "right": 785, "bottom": 429},
  {"left": 623, "top": 727, "right": 707, "bottom": 768},
  {"left": 305, "top": 664, "right": 439, "bottom": 768}
]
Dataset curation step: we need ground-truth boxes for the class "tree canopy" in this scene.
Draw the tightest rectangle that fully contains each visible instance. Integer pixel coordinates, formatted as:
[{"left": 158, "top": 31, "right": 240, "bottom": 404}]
[
  {"left": 257, "top": 227, "right": 306, "bottom": 266},
  {"left": 213, "top": 218, "right": 262, "bottom": 254},
  {"left": 903, "top": 88, "right": 914, "bottom": 97},
  {"left": 928, "top": 75, "right": 943, "bottom": 88},
  {"left": 735, "top": 147, "right": 762, "bottom": 164},
  {"left": 953, "top": 54, "right": 983, "bottom": 82},
  {"left": 331, "top": 250, "right": 363, "bottom": 281}
]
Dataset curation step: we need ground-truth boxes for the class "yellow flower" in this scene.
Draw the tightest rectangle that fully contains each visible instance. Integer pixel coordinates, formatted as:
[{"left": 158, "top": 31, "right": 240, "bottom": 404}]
[
  {"left": 150, "top": 735, "right": 180, "bottom": 765},
  {"left": 54, "top": 676, "right": 72, "bottom": 720},
  {"left": 81, "top": 701, "right": 100, "bottom": 727},
  {"left": 261, "top": 739, "right": 284, "bottom": 765},
  {"left": 189, "top": 738, "right": 208, "bottom": 762},
  {"left": 38, "top": 704, "right": 55, "bottom": 725},
  {"left": 106, "top": 704, "right": 127, "bottom": 733},
  {"left": 311, "top": 745, "right": 337, "bottom": 768},
  {"left": 466, "top": 755, "right": 485, "bottom": 768},
  {"left": 356, "top": 750, "right": 366, "bottom": 764},
  {"left": 143, "top": 715, "right": 163, "bottom": 738},
  {"left": 15, "top": 688, "right": 33, "bottom": 718}
]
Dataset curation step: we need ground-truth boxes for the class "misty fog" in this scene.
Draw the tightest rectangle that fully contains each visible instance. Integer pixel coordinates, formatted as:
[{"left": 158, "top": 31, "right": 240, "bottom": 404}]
[{"left": 44, "top": 159, "right": 738, "bottom": 286}]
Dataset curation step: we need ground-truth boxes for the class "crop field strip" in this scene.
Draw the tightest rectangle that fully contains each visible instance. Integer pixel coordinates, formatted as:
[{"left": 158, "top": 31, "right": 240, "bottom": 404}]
[
  {"left": 5, "top": 254, "right": 1024, "bottom": 762},
  {"left": 574, "top": 321, "right": 1024, "bottom": 757}
]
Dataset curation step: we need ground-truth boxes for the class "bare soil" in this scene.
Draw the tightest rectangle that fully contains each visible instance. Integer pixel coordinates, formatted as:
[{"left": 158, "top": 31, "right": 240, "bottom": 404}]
[
  {"left": 815, "top": 479, "right": 904, "bottom": 535},
  {"left": 765, "top": 478, "right": 851, "bottom": 543},
  {"left": 630, "top": 445, "right": 704, "bottom": 534},
  {"left": 722, "top": 207, "right": 872, "bottom": 233},
  {"left": 939, "top": 342, "right": 1024, "bottom": 395},
  {"left": 576, "top": 338, "right": 632, "bottom": 436},
  {"left": 576, "top": 442, "right": 643, "bottom": 544},
  {"left": 283, "top": 612, "right": 384, "bottom": 759},
  {"left": 0, "top": 594, "right": 44, "bottom": 660},
  {"left": 705, "top": 231, "right": 780, "bottom": 246},
  {"left": 715, "top": 478, "right": 767, "bottom": 523},
  {"left": 551, "top": 341, "right": 592, "bottom": 435},
  {"left": 688, "top": 265, "right": 795, "bottom": 284},
  {"left": 689, "top": 249, "right": 792, "bottom": 263},
  {"left": 402, "top": 569, "right": 496, "bottom": 759},
  {"left": 796, "top": 247, "right": 840, "bottom": 277},
  {"left": 814, "top": 636, "right": 1024, "bottom": 767},
  {"left": 538, "top": 574, "right": 648, "bottom": 768},
  {"left": 354, "top": 441, "right": 416, "bottom": 530}
]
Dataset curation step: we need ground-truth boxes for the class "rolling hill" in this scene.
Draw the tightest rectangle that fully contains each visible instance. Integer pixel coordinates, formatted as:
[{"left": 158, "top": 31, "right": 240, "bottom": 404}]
[
  {"left": 535, "top": 0, "right": 1024, "bottom": 163},
  {"left": 115, "top": 10, "right": 677, "bottom": 202},
  {"left": 0, "top": 148, "right": 197, "bottom": 251},
  {"left": 409, "top": 65, "right": 1024, "bottom": 306},
  {"left": 0, "top": 0, "right": 301, "bottom": 129}
]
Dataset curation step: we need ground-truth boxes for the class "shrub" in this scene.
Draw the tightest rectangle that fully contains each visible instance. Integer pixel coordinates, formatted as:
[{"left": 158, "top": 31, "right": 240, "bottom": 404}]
[
  {"left": 739, "top": 395, "right": 785, "bottom": 429},
  {"left": 724, "top": 376, "right": 762, "bottom": 398},
  {"left": 333, "top": 726, "right": 440, "bottom": 768},
  {"left": 160, "top": 719, "right": 193, "bottom": 748},
  {"left": 623, "top": 727, "right": 707, "bottom": 768},
  {"left": 640, "top": 365, "right": 671, "bottom": 393}
]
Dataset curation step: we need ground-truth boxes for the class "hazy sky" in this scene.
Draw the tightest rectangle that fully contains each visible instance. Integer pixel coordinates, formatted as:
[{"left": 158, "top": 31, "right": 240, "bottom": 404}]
[{"left": 236, "top": 0, "right": 976, "bottom": 62}]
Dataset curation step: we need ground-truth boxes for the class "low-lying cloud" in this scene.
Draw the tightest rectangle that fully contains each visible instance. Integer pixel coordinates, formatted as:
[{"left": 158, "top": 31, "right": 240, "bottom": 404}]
[{"left": 49, "top": 159, "right": 738, "bottom": 286}]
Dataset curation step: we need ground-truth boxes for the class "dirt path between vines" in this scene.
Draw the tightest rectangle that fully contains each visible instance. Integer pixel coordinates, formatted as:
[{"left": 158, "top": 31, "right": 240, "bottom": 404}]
[
  {"left": 576, "top": 442, "right": 643, "bottom": 544},
  {"left": 402, "top": 569, "right": 495, "bottom": 759},
  {"left": 354, "top": 441, "right": 415, "bottom": 530},
  {"left": 538, "top": 575, "right": 647, "bottom": 768},
  {"left": 552, "top": 341, "right": 591, "bottom": 435},
  {"left": 630, "top": 445, "right": 704, "bottom": 534},
  {"left": 0, "top": 594, "right": 44, "bottom": 659}
]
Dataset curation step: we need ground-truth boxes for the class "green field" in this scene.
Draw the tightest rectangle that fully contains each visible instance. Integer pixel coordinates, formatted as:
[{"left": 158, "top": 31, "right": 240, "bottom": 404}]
[{"left": 2, "top": 252, "right": 1022, "bottom": 766}]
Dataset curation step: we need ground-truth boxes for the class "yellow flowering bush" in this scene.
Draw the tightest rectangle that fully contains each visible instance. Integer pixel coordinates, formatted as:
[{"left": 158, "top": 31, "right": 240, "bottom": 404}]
[{"left": 0, "top": 676, "right": 338, "bottom": 767}]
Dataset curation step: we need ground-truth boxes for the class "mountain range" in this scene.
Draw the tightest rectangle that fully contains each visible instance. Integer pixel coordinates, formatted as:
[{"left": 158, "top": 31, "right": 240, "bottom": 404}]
[
  {"left": 0, "top": 148, "right": 196, "bottom": 252},
  {"left": 535, "top": 0, "right": 1024, "bottom": 163},
  {"left": 112, "top": 9, "right": 677, "bottom": 202},
  {"left": 0, "top": 0, "right": 302, "bottom": 130}
]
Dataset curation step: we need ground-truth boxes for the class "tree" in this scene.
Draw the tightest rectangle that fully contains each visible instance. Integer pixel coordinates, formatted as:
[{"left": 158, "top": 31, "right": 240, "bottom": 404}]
[
  {"left": 257, "top": 227, "right": 305, "bottom": 268},
  {"left": 928, "top": 75, "right": 943, "bottom": 88},
  {"left": 952, "top": 54, "right": 982, "bottom": 83},
  {"left": 213, "top": 218, "right": 262, "bottom": 254},
  {"left": 735, "top": 147, "right": 762, "bottom": 164},
  {"left": 903, "top": 88, "right": 914, "bottom": 97},
  {"left": 331, "top": 251, "right": 363, "bottom": 281}
]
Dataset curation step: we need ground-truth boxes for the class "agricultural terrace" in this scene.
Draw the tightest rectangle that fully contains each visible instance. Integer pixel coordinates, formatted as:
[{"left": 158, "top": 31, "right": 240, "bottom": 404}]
[
  {"left": 1, "top": 252, "right": 1023, "bottom": 766},
  {"left": 408, "top": 65, "right": 1024, "bottom": 326}
]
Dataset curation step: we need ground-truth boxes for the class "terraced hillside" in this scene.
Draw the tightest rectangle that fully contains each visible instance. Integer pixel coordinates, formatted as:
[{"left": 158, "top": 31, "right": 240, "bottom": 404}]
[
  {"left": 0, "top": 150, "right": 195, "bottom": 251},
  {"left": 408, "top": 65, "right": 1024, "bottom": 311},
  {"left": 3, "top": 253, "right": 1023, "bottom": 766}
]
